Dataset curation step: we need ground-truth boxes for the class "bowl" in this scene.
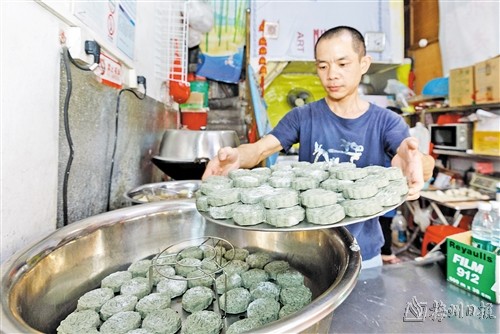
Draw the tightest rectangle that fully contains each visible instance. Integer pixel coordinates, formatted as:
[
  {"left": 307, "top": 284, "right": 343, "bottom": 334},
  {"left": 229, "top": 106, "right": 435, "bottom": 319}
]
[
  {"left": 1, "top": 201, "right": 360, "bottom": 334},
  {"left": 152, "top": 129, "right": 240, "bottom": 180}
]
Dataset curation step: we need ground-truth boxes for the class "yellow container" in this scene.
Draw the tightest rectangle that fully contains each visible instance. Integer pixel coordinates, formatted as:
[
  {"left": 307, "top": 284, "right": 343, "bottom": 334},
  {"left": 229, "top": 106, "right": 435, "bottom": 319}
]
[{"left": 473, "top": 128, "right": 500, "bottom": 156}]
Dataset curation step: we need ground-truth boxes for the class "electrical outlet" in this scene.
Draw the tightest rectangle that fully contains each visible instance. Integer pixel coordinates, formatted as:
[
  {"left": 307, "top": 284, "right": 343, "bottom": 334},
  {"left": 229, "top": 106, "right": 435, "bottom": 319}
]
[
  {"left": 124, "top": 68, "right": 138, "bottom": 89},
  {"left": 64, "top": 27, "right": 94, "bottom": 65}
]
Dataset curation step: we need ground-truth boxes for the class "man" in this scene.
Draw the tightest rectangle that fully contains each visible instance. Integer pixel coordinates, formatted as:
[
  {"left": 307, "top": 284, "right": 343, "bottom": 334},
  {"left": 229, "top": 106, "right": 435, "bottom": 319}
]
[{"left": 203, "top": 26, "right": 434, "bottom": 268}]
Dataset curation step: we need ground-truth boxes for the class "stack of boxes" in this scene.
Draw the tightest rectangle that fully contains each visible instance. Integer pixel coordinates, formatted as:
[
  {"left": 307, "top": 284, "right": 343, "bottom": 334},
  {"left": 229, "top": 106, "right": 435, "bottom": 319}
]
[{"left": 449, "top": 55, "right": 500, "bottom": 156}]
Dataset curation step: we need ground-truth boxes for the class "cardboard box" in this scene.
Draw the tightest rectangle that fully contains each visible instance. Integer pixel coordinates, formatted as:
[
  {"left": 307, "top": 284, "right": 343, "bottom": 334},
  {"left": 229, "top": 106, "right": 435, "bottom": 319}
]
[
  {"left": 474, "top": 55, "right": 500, "bottom": 104},
  {"left": 446, "top": 231, "right": 499, "bottom": 304},
  {"left": 472, "top": 110, "right": 500, "bottom": 156},
  {"left": 449, "top": 66, "right": 475, "bottom": 107}
]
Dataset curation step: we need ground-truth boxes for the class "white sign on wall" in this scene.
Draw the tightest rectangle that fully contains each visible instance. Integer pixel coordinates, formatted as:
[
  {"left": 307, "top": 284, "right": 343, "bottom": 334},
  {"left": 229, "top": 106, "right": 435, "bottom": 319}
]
[
  {"left": 250, "top": 1, "right": 403, "bottom": 63},
  {"left": 74, "top": 0, "right": 136, "bottom": 60}
]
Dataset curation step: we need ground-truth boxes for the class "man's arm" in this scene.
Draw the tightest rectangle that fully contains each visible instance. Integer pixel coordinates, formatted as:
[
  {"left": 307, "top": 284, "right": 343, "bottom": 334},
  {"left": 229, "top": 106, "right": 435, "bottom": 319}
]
[
  {"left": 391, "top": 137, "right": 435, "bottom": 200},
  {"left": 202, "top": 134, "right": 283, "bottom": 180}
]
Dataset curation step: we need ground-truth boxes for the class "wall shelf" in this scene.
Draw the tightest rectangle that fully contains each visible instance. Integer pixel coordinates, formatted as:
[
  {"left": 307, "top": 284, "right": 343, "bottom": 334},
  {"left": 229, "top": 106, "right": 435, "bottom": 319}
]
[
  {"left": 433, "top": 149, "right": 500, "bottom": 161},
  {"left": 425, "top": 102, "right": 500, "bottom": 113}
]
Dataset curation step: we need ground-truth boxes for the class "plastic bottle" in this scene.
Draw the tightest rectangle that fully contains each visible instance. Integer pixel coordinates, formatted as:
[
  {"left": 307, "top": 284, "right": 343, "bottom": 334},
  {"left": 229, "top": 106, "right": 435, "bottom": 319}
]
[
  {"left": 409, "top": 122, "right": 430, "bottom": 155},
  {"left": 490, "top": 202, "right": 500, "bottom": 255},
  {"left": 471, "top": 202, "right": 492, "bottom": 251},
  {"left": 391, "top": 210, "right": 408, "bottom": 247}
]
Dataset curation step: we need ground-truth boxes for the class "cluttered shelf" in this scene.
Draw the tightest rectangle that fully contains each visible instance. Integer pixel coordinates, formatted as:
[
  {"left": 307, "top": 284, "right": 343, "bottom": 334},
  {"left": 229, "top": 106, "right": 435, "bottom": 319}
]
[
  {"left": 403, "top": 102, "right": 500, "bottom": 123},
  {"left": 425, "top": 102, "right": 500, "bottom": 113}
]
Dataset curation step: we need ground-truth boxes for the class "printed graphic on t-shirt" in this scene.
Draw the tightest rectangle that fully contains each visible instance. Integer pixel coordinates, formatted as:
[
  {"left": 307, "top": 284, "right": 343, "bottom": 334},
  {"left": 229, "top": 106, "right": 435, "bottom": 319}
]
[{"left": 313, "top": 139, "right": 364, "bottom": 163}]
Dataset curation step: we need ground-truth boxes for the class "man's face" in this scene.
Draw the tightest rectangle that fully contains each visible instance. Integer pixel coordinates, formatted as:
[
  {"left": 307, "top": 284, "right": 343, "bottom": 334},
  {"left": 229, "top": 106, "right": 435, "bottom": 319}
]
[{"left": 315, "top": 34, "right": 370, "bottom": 101}]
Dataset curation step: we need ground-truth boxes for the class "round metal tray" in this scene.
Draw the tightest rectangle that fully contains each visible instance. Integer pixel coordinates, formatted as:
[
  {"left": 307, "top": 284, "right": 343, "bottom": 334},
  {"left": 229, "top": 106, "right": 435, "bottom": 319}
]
[
  {"left": 200, "top": 195, "right": 406, "bottom": 231},
  {"left": 125, "top": 180, "right": 201, "bottom": 204}
]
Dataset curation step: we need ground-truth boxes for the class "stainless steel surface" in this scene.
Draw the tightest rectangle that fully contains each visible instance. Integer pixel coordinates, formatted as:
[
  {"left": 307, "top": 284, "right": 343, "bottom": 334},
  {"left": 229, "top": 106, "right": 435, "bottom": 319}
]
[
  {"left": 1, "top": 200, "right": 360, "bottom": 334},
  {"left": 330, "top": 262, "right": 499, "bottom": 333},
  {"left": 201, "top": 194, "right": 406, "bottom": 231},
  {"left": 124, "top": 180, "right": 201, "bottom": 204},
  {"left": 154, "top": 129, "right": 240, "bottom": 162}
]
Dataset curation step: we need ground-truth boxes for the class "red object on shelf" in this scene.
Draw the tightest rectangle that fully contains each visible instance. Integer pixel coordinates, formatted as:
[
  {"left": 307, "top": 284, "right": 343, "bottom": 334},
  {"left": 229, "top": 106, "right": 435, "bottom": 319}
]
[
  {"left": 421, "top": 225, "right": 467, "bottom": 256},
  {"left": 436, "top": 114, "right": 461, "bottom": 124},
  {"left": 181, "top": 110, "right": 207, "bottom": 130}
]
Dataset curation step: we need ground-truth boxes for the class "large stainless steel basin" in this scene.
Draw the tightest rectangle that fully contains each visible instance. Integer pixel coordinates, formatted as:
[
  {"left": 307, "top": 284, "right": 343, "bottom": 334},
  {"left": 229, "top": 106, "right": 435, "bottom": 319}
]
[{"left": 1, "top": 200, "right": 360, "bottom": 334}]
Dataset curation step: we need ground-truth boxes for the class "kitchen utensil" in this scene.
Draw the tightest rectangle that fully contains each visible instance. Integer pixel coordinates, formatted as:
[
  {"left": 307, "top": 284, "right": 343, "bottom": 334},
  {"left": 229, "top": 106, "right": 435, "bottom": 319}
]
[{"left": 1, "top": 200, "right": 360, "bottom": 333}]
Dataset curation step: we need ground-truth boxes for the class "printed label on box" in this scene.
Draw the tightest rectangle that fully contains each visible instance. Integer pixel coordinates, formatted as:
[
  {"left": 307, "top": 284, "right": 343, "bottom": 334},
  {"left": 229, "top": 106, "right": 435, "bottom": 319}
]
[{"left": 447, "top": 232, "right": 499, "bottom": 304}]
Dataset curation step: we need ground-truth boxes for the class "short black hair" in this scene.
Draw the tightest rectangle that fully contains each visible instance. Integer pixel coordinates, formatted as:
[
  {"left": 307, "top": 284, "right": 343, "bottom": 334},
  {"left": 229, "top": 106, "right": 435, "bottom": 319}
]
[{"left": 314, "top": 26, "right": 366, "bottom": 59}]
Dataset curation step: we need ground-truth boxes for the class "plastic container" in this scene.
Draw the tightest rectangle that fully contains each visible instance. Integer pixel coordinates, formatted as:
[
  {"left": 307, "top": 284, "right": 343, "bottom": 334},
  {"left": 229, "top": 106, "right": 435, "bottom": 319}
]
[
  {"left": 409, "top": 122, "right": 430, "bottom": 154},
  {"left": 391, "top": 210, "right": 408, "bottom": 247},
  {"left": 490, "top": 201, "right": 500, "bottom": 254},
  {"left": 471, "top": 201, "right": 492, "bottom": 251}
]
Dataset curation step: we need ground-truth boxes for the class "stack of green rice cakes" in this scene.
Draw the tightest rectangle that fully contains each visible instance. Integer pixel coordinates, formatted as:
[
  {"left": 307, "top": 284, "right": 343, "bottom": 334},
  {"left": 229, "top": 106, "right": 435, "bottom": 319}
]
[
  {"left": 196, "top": 162, "right": 408, "bottom": 228},
  {"left": 57, "top": 247, "right": 313, "bottom": 334}
]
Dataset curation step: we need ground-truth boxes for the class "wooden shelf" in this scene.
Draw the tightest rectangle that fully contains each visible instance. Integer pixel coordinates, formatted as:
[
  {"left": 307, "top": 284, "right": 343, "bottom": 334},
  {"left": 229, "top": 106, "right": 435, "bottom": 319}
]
[
  {"left": 433, "top": 149, "right": 500, "bottom": 161},
  {"left": 425, "top": 103, "right": 500, "bottom": 113}
]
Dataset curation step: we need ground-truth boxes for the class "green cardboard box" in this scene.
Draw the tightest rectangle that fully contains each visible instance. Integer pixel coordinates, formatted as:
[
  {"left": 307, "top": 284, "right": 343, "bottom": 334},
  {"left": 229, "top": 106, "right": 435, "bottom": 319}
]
[{"left": 447, "top": 231, "right": 499, "bottom": 304}]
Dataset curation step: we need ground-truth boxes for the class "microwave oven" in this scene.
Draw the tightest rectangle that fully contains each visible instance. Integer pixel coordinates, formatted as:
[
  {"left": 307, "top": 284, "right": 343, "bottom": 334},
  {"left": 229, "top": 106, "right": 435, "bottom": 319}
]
[{"left": 429, "top": 123, "right": 472, "bottom": 151}]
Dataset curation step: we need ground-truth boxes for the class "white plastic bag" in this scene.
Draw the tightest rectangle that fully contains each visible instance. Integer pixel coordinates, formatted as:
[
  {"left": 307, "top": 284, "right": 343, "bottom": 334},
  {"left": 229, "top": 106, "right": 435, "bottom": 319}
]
[{"left": 187, "top": 0, "right": 214, "bottom": 33}]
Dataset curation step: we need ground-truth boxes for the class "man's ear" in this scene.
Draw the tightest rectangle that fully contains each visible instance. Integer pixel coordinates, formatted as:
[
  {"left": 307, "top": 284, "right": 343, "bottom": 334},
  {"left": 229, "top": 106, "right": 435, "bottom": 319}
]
[{"left": 360, "top": 55, "right": 372, "bottom": 75}]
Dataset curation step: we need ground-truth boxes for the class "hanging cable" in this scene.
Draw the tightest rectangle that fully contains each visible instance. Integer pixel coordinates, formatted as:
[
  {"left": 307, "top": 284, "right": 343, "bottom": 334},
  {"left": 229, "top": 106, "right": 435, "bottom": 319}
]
[
  {"left": 106, "top": 78, "right": 147, "bottom": 211},
  {"left": 61, "top": 46, "right": 75, "bottom": 226},
  {"left": 60, "top": 41, "right": 100, "bottom": 226}
]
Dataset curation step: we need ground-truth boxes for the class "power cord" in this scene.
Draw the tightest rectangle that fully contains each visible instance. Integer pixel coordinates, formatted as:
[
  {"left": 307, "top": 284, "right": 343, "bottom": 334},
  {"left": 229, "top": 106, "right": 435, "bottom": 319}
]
[
  {"left": 106, "top": 77, "right": 147, "bottom": 211},
  {"left": 60, "top": 42, "right": 100, "bottom": 226},
  {"left": 67, "top": 40, "right": 101, "bottom": 71},
  {"left": 61, "top": 46, "right": 74, "bottom": 226}
]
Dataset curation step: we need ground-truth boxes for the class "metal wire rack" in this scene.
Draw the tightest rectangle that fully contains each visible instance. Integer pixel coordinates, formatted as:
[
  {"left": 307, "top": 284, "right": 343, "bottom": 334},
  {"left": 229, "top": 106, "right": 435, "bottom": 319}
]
[{"left": 150, "top": 236, "right": 237, "bottom": 319}]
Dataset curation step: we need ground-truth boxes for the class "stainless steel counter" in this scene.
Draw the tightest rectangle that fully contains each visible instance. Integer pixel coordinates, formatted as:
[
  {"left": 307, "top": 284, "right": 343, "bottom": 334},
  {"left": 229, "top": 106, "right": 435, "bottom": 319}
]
[{"left": 330, "top": 261, "right": 499, "bottom": 333}]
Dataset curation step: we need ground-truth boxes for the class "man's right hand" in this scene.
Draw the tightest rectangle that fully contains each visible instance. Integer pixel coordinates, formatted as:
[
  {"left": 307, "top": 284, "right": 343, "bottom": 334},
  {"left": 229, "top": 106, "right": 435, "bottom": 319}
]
[{"left": 202, "top": 147, "right": 241, "bottom": 180}]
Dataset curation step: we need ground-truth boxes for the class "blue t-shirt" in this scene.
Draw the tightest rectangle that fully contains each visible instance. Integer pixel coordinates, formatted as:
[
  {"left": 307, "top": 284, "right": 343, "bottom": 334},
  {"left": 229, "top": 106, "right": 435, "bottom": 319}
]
[{"left": 269, "top": 99, "right": 410, "bottom": 260}]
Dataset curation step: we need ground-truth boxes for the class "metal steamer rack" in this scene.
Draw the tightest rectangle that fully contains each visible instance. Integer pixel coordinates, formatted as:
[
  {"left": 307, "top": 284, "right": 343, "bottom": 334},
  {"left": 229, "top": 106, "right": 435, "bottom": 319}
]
[{"left": 149, "top": 236, "right": 238, "bottom": 324}]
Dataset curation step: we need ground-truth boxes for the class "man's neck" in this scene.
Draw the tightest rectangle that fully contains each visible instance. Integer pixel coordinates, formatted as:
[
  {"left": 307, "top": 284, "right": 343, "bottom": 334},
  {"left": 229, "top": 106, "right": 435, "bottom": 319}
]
[{"left": 325, "top": 96, "right": 370, "bottom": 119}]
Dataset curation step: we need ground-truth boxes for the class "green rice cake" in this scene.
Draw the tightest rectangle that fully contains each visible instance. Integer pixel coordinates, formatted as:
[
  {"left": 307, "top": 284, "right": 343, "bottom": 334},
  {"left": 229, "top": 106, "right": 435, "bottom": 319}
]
[
  {"left": 76, "top": 287, "right": 114, "bottom": 312},
  {"left": 245, "top": 252, "right": 272, "bottom": 269},
  {"left": 120, "top": 277, "right": 151, "bottom": 299},
  {"left": 300, "top": 188, "right": 338, "bottom": 208},
  {"left": 100, "top": 294, "right": 138, "bottom": 321},
  {"left": 306, "top": 204, "right": 345, "bottom": 225},
  {"left": 226, "top": 318, "right": 263, "bottom": 334},
  {"left": 264, "top": 260, "right": 290, "bottom": 280},
  {"left": 56, "top": 309, "right": 101, "bottom": 334},
  {"left": 181, "top": 286, "right": 214, "bottom": 313},
  {"left": 141, "top": 308, "right": 181, "bottom": 334},
  {"left": 246, "top": 297, "right": 280, "bottom": 324},
  {"left": 181, "top": 310, "right": 223, "bottom": 334},
  {"left": 156, "top": 275, "right": 188, "bottom": 298},
  {"left": 214, "top": 273, "right": 242, "bottom": 295},
  {"left": 219, "top": 287, "right": 251, "bottom": 314},
  {"left": 279, "top": 285, "right": 312, "bottom": 308},
  {"left": 135, "top": 293, "right": 172, "bottom": 318},
  {"left": 250, "top": 281, "right": 280, "bottom": 301},
  {"left": 127, "top": 259, "right": 152, "bottom": 278},
  {"left": 240, "top": 268, "right": 269, "bottom": 289},
  {"left": 276, "top": 269, "right": 305, "bottom": 287},
  {"left": 101, "top": 271, "right": 132, "bottom": 293},
  {"left": 265, "top": 206, "right": 305, "bottom": 227},
  {"left": 99, "top": 311, "right": 141, "bottom": 334}
]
